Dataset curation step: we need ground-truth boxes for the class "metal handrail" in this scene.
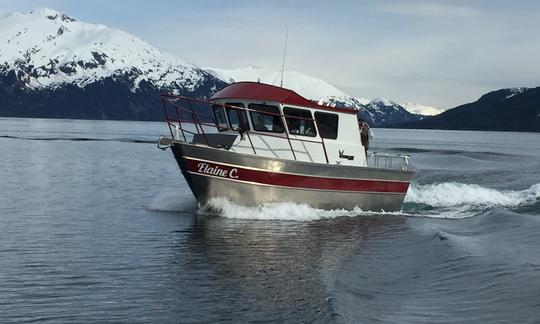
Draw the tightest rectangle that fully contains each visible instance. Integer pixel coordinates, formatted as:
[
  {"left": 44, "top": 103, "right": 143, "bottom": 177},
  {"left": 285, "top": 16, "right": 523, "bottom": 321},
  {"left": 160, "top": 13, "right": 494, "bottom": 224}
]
[{"left": 160, "top": 94, "right": 330, "bottom": 163}]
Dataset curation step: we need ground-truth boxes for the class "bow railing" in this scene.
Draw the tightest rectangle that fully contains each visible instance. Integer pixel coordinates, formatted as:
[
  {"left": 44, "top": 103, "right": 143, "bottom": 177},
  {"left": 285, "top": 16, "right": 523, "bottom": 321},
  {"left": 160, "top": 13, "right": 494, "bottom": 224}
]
[{"left": 160, "top": 94, "right": 330, "bottom": 163}]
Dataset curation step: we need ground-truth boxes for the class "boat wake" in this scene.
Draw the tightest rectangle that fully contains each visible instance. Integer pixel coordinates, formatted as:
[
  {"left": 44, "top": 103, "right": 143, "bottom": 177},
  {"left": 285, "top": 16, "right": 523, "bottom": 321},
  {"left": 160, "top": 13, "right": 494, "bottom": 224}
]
[
  {"left": 148, "top": 182, "right": 539, "bottom": 221},
  {"left": 200, "top": 197, "right": 403, "bottom": 221},
  {"left": 197, "top": 182, "right": 540, "bottom": 221},
  {"left": 404, "top": 182, "right": 540, "bottom": 218}
]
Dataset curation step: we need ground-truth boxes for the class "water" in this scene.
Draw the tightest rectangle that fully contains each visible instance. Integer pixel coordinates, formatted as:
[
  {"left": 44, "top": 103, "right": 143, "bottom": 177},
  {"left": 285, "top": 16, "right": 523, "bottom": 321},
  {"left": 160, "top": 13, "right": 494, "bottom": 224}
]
[{"left": 1, "top": 118, "right": 539, "bottom": 323}]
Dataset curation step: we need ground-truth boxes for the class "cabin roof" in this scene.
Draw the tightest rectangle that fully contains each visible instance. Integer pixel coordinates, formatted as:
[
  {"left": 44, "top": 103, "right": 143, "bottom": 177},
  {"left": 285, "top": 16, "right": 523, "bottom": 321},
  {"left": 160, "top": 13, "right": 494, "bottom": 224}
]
[{"left": 210, "top": 82, "right": 358, "bottom": 115}]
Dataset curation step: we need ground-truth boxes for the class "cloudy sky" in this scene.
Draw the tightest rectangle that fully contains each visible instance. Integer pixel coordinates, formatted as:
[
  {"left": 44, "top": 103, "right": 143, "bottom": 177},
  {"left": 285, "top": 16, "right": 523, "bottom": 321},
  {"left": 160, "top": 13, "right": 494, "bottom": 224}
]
[{"left": 2, "top": 0, "right": 540, "bottom": 109}]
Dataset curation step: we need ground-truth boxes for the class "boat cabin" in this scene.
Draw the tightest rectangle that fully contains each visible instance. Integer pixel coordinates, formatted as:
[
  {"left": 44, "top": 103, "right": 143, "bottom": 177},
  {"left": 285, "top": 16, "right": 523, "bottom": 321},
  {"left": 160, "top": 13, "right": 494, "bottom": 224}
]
[
  {"left": 162, "top": 82, "right": 368, "bottom": 167},
  {"left": 159, "top": 82, "right": 413, "bottom": 211}
]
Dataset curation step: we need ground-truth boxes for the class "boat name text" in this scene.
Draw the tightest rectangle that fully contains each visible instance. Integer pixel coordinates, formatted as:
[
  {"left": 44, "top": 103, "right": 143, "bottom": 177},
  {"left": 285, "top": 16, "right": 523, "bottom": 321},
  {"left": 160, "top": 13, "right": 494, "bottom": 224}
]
[{"left": 196, "top": 163, "right": 238, "bottom": 179}]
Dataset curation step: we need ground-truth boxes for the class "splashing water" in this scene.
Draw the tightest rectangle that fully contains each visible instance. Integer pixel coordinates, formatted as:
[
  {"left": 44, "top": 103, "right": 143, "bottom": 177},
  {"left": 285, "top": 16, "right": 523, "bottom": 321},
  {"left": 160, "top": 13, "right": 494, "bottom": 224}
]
[
  {"left": 403, "top": 182, "right": 540, "bottom": 219},
  {"left": 149, "top": 183, "right": 540, "bottom": 221},
  {"left": 405, "top": 182, "right": 540, "bottom": 208},
  {"left": 147, "top": 192, "right": 198, "bottom": 212},
  {"left": 201, "top": 197, "right": 403, "bottom": 221}
]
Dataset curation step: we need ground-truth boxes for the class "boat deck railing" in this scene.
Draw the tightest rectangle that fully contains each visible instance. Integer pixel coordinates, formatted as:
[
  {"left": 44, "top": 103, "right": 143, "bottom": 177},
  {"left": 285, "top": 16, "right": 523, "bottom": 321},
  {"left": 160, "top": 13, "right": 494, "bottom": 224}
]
[
  {"left": 159, "top": 93, "right": 331, "bottom": 163},
  {"left": 159, "top": 93, "right": 412, "bottom": 171}
]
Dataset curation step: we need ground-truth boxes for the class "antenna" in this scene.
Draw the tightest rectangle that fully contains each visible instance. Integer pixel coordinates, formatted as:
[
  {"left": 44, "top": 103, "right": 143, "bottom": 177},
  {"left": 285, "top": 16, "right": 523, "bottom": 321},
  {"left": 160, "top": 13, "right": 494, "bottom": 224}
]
[{"left": 280, "top": 0, "right": 293, "bottom": 88}]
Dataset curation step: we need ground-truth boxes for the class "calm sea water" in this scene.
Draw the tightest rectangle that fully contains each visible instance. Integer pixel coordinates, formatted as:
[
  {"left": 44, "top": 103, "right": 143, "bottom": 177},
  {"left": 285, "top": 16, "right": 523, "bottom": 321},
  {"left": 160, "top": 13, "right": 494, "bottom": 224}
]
[{"left": 1, "top": 118, "right": 539, "bottom": 323}]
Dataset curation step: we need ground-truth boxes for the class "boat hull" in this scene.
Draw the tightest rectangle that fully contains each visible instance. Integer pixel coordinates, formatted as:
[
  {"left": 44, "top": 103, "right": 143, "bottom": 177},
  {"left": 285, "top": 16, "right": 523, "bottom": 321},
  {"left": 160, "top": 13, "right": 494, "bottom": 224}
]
[{"left": 171, "top": 142, "right": 413, "bottom": 211}]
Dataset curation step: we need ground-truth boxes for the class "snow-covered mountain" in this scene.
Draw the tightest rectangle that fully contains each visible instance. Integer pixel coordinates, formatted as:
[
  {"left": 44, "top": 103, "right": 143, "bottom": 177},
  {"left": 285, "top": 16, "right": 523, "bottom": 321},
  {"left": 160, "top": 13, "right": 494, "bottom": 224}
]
[
  {"left": 318, "top": 96, "right": 422, "bottom": 126},
  {"left": 204, "top": 66, "right": 348, "bottom": 100},
  {"left": 365, "top": 98, "right": 423, "bottom": 126},
  {"left": 318, "top": 96, "right": 373, "bottom": 124},
  {"left": 400, "top": 87, "right": 540, "bottom": 131},
  {"left": 0, "top": 7, "right": 433, "bottom": 124},
  {"left": 0, "top": 7, "right": 222, "bottom": 92},
  {"left": 401, "top": 102, "right": 442, "bottom": 116},
  {"left": 207, "top": 66, "right": 422, "bottom": 126}
]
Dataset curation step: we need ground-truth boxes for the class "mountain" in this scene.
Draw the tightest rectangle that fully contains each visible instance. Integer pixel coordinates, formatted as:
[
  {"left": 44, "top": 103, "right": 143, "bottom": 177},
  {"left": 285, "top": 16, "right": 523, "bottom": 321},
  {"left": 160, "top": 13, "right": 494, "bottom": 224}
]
[
  {"left": 317, "top": 96, "right": 422, "bottom": 127},
  {"left": 204, "top": 66, "right": 348, "bottom": 100},
  {"left": 401, "top": 102, "right": 442, "bottom": 116},
  {"left": 364, "top": 98, "right": 424, "bottom": 126},
  {"left": 204, "top": 66, "right": 422, "bottom": 126},
  {"left": 317, "top": 96, "right": 374, "bottom": 124},
  {"left": 0, "top": 7, "right": 439, "bottom": 124},
  {"left": 0, "top": 8, "right": 226, "bottom": 120},
  {"left": 398, "top": 87, "right": 540, "bottom": 131}
]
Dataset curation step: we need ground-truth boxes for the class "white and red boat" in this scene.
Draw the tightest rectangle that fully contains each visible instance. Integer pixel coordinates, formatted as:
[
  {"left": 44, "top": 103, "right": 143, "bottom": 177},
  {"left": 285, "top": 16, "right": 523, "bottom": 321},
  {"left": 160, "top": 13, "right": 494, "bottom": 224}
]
[{"left": 158, "top": 82, "right": 413, "bottom": 211}]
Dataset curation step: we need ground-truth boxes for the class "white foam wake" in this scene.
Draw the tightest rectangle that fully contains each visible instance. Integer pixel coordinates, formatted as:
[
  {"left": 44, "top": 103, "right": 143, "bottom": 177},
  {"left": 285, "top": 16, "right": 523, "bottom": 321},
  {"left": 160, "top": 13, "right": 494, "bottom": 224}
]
[
  {"left": 148, "top": 183, "right": 539, "bottom": 221},
  {"left": 405, "top": 182, "right": 540, "bottom": 208},
  {"left": 202, "top": 197, "right": 400, "bottom": 221}
]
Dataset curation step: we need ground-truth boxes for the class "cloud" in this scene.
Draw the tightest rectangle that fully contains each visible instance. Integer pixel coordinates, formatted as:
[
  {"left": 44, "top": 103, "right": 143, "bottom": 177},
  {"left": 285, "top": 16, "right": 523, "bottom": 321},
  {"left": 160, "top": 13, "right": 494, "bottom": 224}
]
[{"left": 377, "top": 2, "right": 483, "bottom": 18}]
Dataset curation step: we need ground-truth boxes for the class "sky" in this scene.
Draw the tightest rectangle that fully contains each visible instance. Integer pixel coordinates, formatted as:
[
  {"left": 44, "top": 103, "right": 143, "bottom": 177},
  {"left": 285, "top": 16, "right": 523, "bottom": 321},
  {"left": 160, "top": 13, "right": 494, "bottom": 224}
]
[{"left": 1, "top": 0, "right": 540, "bottom": 109}]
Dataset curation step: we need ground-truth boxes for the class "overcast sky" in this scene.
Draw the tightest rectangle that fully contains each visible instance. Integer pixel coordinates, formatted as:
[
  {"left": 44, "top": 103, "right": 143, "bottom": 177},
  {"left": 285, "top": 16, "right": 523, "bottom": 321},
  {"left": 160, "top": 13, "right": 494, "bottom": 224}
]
[{"left": 2, "top": 0, "right": 540, "bottom": 109}]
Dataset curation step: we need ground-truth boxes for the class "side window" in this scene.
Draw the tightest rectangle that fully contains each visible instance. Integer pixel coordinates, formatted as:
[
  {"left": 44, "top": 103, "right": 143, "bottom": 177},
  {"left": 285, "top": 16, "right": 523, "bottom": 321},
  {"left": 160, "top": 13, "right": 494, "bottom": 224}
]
[
  {"left": 212, "top": 104, "right": 229, "bottom": 131},
  {"left": 314, "top": 112, "right": 339, "bottom": 139},
  {"left": 248, "top": 103, "right": 284, "bottom": 133},
  {"left": 283, "top": 107, "right": 316, "bottom": 137},
  {"left": 225, "top": 102, "right": 250, "bottom": 130}
]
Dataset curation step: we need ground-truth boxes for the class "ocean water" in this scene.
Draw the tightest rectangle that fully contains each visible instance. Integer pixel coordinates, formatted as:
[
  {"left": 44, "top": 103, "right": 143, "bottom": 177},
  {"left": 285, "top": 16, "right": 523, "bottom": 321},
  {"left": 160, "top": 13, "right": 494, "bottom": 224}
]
[{"left": 1, "top": 118, "right": 539, "bottom": 323}]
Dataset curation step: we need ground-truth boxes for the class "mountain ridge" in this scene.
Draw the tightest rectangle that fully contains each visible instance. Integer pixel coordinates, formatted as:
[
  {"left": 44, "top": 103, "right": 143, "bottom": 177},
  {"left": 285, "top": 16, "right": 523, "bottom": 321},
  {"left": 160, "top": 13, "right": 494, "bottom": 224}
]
[
  {"left": 205, "top": 66, "right": 425, "bottom": 126},
  {"left": 8, "top": 7, "right": 536, "bottom": 132},
  {"left": 0, "top": 7, "right": 438, "bottom": 124},
  {"left": 0, "top": 7, "right": 221, "bottom": 92},
  {"left": 0, "top": 7, "right": 228, "bottom": 120},
  {"left": 317, "top": 96, "right": 422, "bottom": 126},
  {"left": 395, "top": 87, "right": 540, "bottom": 131}
]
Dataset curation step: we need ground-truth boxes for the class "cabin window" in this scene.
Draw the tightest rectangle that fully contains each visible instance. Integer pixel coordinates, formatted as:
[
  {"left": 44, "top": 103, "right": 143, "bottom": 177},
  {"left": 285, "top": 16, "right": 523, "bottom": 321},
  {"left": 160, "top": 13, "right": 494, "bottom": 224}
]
[
  {"left": 314, "top": 112, "right": 339, "bottom": 139},
  {"left": 248, "top": 103, "right": 284, "bottom": 133},
  {"left": 283, "top": 107, "right": 316, "bottom": 137},
  {"left": 212, "top": 104, "right": 229, "bottom": 131},
  {"left": 225, "top": 102, "right": 250, "bottom": 130}
]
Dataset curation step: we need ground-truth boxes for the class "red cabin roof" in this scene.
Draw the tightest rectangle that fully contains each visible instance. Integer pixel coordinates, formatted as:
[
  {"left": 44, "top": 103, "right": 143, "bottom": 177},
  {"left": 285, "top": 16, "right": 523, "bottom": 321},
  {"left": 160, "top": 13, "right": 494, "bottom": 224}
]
[{"left": 210, "top": 82, "right": 358, "bottom": 115}]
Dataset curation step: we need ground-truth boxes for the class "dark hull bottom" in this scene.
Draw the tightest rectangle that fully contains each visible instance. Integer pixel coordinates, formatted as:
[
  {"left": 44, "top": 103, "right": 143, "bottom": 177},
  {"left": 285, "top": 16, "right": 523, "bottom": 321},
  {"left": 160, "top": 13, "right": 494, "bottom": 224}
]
[{"left": 171, "top": 143, "right": 413, "bottom": 212}]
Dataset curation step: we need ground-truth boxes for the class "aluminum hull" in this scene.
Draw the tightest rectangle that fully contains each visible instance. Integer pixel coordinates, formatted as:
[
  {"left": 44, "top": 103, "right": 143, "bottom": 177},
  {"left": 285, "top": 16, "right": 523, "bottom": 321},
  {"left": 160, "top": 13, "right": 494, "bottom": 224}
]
[{"left": 171, "top": 142, "right": 413, "bottom": 211}]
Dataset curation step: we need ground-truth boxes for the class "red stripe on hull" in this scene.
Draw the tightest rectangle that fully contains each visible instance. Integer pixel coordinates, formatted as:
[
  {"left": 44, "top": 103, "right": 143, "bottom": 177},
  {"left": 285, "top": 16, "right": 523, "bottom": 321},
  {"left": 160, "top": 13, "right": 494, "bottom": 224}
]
[{"left": 185, "top": 159, "right": 409, "bottom": 194}]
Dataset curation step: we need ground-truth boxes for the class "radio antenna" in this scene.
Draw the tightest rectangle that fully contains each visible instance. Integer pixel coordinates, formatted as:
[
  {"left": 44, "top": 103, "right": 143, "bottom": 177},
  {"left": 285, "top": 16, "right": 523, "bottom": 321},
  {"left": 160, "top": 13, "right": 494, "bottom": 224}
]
[{"left": 280, "top": 0, "right": 293, "bottom": 88}]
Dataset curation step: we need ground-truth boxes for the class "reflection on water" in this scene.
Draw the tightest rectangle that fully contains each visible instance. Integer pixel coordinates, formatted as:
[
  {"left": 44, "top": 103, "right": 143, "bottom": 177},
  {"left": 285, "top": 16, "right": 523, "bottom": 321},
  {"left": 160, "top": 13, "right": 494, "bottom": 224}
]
[{"left": 164, "top": 215, "right": 406, "bottom": 322}]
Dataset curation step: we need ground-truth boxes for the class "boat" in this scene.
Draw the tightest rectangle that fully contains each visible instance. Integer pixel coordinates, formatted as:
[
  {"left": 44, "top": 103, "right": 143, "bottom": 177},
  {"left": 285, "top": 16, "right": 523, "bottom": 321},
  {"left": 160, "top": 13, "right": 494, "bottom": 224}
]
[{"left": 157, "top": 81, "right": 413, "bottom": 211}]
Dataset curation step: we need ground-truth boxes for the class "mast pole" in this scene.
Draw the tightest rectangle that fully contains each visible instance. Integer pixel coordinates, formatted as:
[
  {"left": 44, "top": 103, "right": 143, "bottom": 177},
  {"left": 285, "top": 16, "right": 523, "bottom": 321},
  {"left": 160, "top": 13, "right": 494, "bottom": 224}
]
[{"left": 280, "top": 0, "right": 293, "bottom": 88}]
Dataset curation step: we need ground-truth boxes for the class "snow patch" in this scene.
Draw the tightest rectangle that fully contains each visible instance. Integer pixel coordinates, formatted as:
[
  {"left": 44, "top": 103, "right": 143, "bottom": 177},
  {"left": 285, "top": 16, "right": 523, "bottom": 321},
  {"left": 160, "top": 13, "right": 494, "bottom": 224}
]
[
  {"left": 401, "top": 102, "right": 443, "bottom": 116},
  {"left": 371, "top": 97, "right": 395, "bottom": 107},
  {"left": 204, "top": 66, "right": 348, "bottom": 100},
  {"left": 505, "top": 87, "right": 528, "bottom": 99}
]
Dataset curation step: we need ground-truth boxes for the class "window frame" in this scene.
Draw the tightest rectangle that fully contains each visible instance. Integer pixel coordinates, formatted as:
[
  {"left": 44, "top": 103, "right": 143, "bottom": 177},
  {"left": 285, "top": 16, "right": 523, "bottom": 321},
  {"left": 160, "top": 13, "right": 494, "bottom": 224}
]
[
  {"left": 283, "top": 107, "right": 317, "bottom": 137},
  {"left": 248, "top": 103, "right": 285, "bottom": 134},
  {"left": 225, "top": 102, "right": 250, "bottom": 131},
  {"left": 212, "top": 104, "right": 229, "bottom": 131},
  {"left": 314, "top": 111, "right": 339, "bottom": 140}
]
